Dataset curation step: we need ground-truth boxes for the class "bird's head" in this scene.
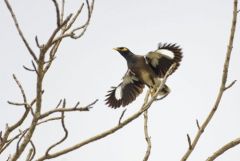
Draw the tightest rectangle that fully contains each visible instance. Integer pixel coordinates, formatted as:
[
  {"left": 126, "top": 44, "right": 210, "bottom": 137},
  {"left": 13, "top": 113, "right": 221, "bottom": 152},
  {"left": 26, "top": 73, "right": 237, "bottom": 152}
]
[{"left": 113, "top": 47, "right": 133, "bottom": 59}]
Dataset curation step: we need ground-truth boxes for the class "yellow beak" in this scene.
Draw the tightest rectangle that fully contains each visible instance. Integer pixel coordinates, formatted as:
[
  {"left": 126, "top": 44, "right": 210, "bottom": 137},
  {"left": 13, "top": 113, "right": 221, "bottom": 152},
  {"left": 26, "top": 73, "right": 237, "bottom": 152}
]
[{"left": 113, "top": 48, "right": 119, "bottom": 51}]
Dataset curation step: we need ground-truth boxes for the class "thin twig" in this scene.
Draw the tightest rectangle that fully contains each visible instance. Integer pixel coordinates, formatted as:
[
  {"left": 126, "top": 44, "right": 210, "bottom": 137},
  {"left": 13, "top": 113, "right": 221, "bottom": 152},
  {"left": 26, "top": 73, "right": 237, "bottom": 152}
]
[
  {"left": 224, "top": 80, "right": 237, "bottom": 91},
  {"left": 29, "top": 140, "right": 36, "bottom": 161},
  {"left": 206, "top": 137, "right": 240, "bottom": 161},
  {"left": 1, "top": 116, "right": 61, "bottom": 155},
  {"left": 39, "top": 99, "right": 98, "bottom": 119},
  {"left": 7, "top": 102, "right": 27, "bottom": 106},
  {"left": 45, "top": 104, "right": 68, "bottom": 155},
  {"left": 12, "top": 74, "right": 27, "bottom": 108},
  {"left": 4, "top": 0, "right": 38, "bottom": 63},
  {"left": 51, "top": 0, "right": 61, "bottom": 27},
  {"left": 44, "top": 14, "right": 72, "bottom": 52},
  {"left": 31, "top": 60, "right": 38, "bottom": 75},
  {"left": 0, "top": 96, "right": 37, "bottom": 154},
  {"left": 180, "top": 0, "right": 238, "bottom": 160},
  {"left": 196, "top": 119, "right": 201, "bottom": 131},
  {"left": 35, "top": 36, "right": 42, "bottom": 49},
  {"left": 142, "top": 110, "right": 151, "bottom": 161},
  {"left": 55, "top": 99, "right": 63, "bottom": 109},
  {"left": 187, "top": 134, "right": 192, "bottom": 150},
  {"left": 23, "top": 65, "right": 35, "bottom": 72},
  {"left": 65, "top": 3, "right": 84, "bottom": 30},
  {"left": 16, "top": 130, "right": 27, "bottom": 153},
  {"left": 70, "top": 0, "right": 95, "bottom": 39},
  {"left": 0, "top": 75, "right": 31, "bottom": 152},
  {"left": 60, "top": 0, "right": 65, "bottom": 23},
  {"left": 118, "top": 109, "right": 127, "bottom": 125},
  {"left": 51, "top": 32, "right": 74, "bottom": 44},
  {"left": 0, "top": 131, "right": 2, "bottom": 144}
]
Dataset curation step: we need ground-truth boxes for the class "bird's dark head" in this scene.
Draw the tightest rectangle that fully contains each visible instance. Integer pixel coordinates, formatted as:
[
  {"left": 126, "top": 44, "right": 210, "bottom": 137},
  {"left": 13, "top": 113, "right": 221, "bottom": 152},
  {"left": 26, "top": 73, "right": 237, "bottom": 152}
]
[{"left": 113, "top": 47, "right": 133, "bottom": 59}]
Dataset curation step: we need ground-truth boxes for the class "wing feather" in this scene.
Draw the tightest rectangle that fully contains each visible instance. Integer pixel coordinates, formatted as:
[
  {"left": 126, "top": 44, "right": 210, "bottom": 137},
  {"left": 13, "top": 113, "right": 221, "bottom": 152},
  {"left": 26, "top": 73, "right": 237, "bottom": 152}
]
[
  {"left": 146, "top": 43, "right": 183, "bottom": 77},
  {"left": 105, "top": 70, "right": 144, "bottom": 108}
]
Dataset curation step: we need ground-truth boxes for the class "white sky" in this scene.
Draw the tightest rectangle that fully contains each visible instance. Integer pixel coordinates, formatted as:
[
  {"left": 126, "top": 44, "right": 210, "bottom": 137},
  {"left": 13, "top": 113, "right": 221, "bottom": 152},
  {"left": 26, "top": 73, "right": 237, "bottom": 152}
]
[{"left": 1, "top": 0, "right": 240, "bottom": 161}]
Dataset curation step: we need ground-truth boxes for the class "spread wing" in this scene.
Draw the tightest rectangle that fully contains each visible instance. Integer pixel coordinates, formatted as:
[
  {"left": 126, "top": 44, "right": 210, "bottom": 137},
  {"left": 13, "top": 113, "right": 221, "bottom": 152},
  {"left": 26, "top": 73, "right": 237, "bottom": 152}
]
[
  {"left": 105, "top": 70, "right": 145, "bottom": 108},
  {"left": 145, "top": 43, "right": 183, "bottom": 77}
]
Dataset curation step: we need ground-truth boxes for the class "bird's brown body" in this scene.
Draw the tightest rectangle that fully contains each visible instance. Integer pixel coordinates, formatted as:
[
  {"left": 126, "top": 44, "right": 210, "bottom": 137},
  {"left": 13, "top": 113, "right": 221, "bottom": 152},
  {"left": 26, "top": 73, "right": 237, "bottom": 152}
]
[
  {"left": 105, "top": 43, "right": 183, "bottom": 108},
  {"left": 128, "top": 55, "right": 158, "bottom": 88}
]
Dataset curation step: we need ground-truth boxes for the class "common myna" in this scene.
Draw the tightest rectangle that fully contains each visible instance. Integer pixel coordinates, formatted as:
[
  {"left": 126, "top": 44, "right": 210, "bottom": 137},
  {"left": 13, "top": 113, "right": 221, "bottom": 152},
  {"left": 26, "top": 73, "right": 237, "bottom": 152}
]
[{"left": 105, "top": 43, "right": 183, "bottom": 108}]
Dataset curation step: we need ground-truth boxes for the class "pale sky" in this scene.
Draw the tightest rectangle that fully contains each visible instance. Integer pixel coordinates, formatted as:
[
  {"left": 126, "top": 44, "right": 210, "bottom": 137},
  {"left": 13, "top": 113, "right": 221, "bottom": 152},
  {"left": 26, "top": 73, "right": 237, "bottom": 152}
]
[{"left": 1, "top": 0, "right": 240, "bottom": 161}]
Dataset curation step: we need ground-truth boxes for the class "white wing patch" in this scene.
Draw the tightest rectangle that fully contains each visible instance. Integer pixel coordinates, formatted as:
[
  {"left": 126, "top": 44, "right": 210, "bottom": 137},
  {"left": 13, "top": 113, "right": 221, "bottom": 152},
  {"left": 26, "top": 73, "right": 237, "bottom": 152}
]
[
  {"left": 156, "top": 49, "right": 174, "bottom": 59},
  {"left": 144, "top": 56, "right": 149, "bottom": 64},
  {"left": 115, "top": 86, "right": 122, "bottom": 100}
]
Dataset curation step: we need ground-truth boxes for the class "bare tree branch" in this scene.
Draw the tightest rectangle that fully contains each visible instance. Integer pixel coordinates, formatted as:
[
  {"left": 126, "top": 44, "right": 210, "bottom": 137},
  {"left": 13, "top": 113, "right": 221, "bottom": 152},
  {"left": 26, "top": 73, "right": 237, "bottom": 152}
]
[
  {"left": 4, "top": 0, "right": 38, "bottom": 63},
  {"left": 45, "top": 101, "right": 68, "bottom": 156},
  {"left": 23, "top": 65, "right": 35, "bottom": 72},
  {"left": 65, "top": 3, "right": 84, "bottom": 30},
  {"left": 60, "top": 0, "right": 65, "bottom": 22},
  {"left": 51, "top": 0, "right": 61, "bottom": 27},
  {"left": 3, "top": 0, "right": 96, "bottom": 160},
  {"left": 206, "top": 137, "right": 240, "bottom": 161},
  {"left": 142, "top": 110, "right": 151, "bottom": 161},
  {"left": 0, "top": 116, "right": 61, "bottom": 156},
  {"left": 29, "top": 140, "right": 36, "bottom": 161},
  {"left": 0, "top": 74, "right": 31, "bottom": 153},
  {"left": 43, "top": 14, "right": 73, "bottom": 53},
  {"left": 70, "top": 0, "right": 95, "bottom": 39},
  {"left": 12, "top": 74, "right": 28, "bottom": 108},
  {"left": 35, "top": 64, "right": 177, "bottom": 161},
  {"left": 39, "top": 99, "right": 98, "bottom": 119},
  {"left": 180, "top": 0, "right": 238, "bottom": 160}
]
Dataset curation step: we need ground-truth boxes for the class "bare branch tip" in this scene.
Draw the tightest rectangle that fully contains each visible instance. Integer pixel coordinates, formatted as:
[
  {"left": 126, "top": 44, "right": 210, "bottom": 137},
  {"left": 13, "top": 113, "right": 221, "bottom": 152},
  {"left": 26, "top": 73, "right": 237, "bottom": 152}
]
[
  {"left": 56, "top": 99, "right": 63, "bottom": 109},
  {"left": 224, "top": 80, "right": 237, "bottom": 91},
  {"left": 196, "top": 119, "right": 200, "bottom": 130},
  {"left": 35, "top": 36, "right": 42, "bottom": 48},
  {"left": 51, "top": 0, "right": 61, "bottom": 27},
  {"left": 118, "top": 109, "right": 127, "bottom": 125},
  {"left": 187, "top": 134, "right": 192, "bottom": 150},
  {"left": 74, "top": 101, "right": 80, "bottom": 109},
  {"left": 63, "top": 99, "right": 66, "bottom": 108},
  {"left": 23, "top": 65, "right": 35, "bottom": 72}
]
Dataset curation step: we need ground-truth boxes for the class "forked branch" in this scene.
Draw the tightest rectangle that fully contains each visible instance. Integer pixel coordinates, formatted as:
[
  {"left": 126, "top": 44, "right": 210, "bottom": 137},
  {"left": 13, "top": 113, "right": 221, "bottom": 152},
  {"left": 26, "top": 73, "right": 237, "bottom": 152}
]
[{"left": 180, "top": 0, "right": 238, "bottom": 160}]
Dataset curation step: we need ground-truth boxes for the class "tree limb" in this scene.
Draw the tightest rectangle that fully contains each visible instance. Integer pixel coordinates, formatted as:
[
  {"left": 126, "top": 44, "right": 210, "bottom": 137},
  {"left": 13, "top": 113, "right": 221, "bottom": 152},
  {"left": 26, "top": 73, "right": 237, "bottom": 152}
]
[
  {"left": 180, "top": 0, "right": 238, "bottom": 160},
  {"left": 4, "top": 0, "right": 38, "bottom": 63},
  {"left": 142, "top": 110, "right": 151, "bottom": 161},
  {"left": 206, "top": 137, "right": 240, "bottom": 161},
  {"left": 39, "top": 99, "right": 98, "bottom": 119}
]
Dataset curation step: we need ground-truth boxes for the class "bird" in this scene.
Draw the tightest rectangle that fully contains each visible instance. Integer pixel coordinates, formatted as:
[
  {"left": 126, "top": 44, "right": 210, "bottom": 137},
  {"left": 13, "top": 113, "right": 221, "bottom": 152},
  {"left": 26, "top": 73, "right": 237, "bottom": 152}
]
[{"left": 105, "top": 43, "right": 183, "bottom": 108}]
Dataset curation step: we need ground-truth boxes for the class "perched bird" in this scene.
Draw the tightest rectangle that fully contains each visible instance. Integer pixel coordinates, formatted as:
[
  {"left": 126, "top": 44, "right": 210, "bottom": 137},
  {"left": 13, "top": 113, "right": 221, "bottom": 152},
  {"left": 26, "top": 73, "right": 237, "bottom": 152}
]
[{"left": 105, "top": 43, "right": 183, "bottom": 108}]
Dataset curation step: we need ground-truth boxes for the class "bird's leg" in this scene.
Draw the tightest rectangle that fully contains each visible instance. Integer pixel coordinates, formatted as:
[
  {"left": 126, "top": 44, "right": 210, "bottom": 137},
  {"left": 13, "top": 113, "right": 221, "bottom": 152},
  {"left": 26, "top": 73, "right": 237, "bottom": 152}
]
[
  {"left": 150, "top": 80, "right": 171, "bottom": 100},
  {"left": 156, "top": 84, "right": 171, "bottom": 100}
]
